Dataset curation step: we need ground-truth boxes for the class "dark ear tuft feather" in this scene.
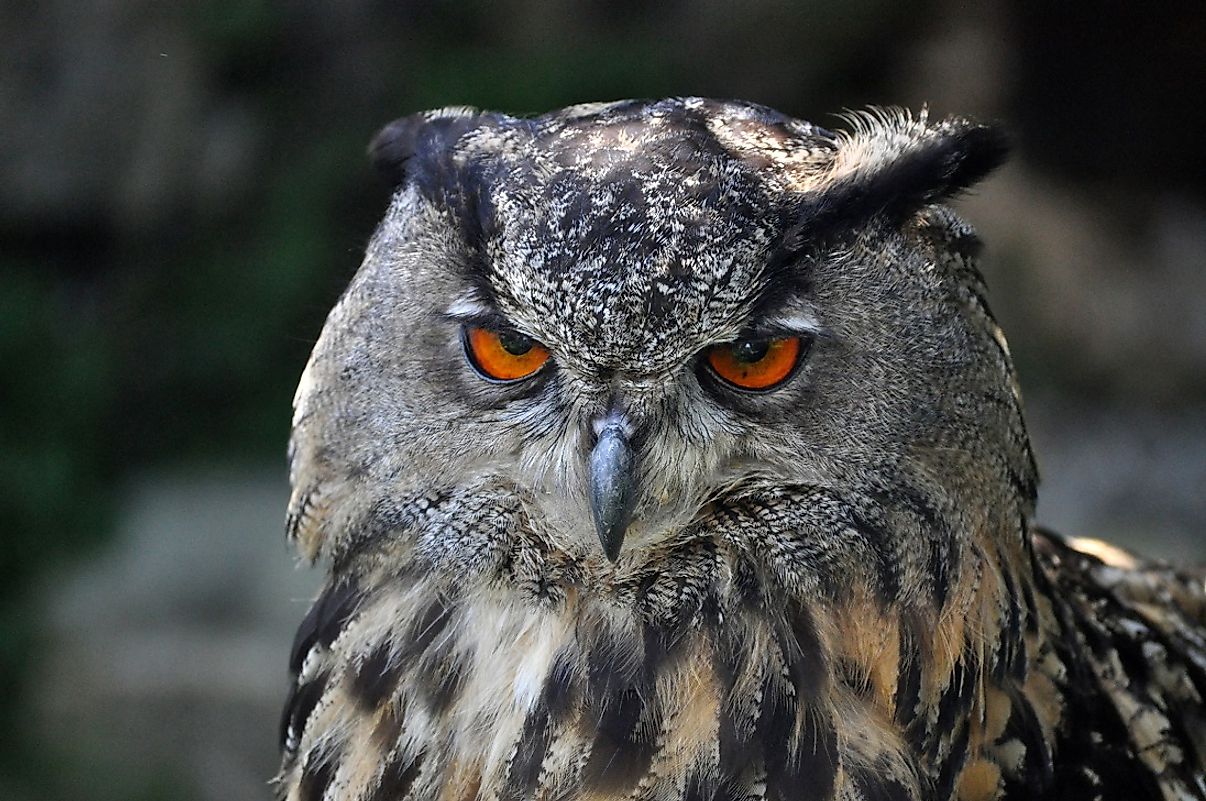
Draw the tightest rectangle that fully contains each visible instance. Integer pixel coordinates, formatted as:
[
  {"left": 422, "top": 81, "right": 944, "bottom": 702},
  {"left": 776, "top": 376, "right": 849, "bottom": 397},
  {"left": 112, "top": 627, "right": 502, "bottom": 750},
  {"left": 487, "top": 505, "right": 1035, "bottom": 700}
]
[
  {"left": 368, "top": 107, "right": 500, "bottom": 187},
  {"left": 852, "top": 121, "right": 1009, "bottom": 217},
  {"left": 786, "top": 110, "right": 1009, "bottom": 249},
  {"left": 935, "top": 123, "right": 1011, "bottom": 199}
]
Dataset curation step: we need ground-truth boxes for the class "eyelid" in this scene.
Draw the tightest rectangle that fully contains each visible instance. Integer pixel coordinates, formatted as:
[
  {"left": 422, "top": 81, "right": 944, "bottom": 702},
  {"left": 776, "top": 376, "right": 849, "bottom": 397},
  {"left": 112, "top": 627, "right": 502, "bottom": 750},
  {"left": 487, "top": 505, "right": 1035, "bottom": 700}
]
[
  {"left": 443, "top": 308, "right": 513, "bottom": 330},
  {"left": 751, "top": 324, "right": 828, "bottom": 340},
  {"left": 716, "top": 321, "right": 830, "bottom": 347},
  {"left": 752, "top": 307, "right": 832, "bottom": 340},
  {"left": 442, "top": 300, "right": 549, "bottom": 345}
]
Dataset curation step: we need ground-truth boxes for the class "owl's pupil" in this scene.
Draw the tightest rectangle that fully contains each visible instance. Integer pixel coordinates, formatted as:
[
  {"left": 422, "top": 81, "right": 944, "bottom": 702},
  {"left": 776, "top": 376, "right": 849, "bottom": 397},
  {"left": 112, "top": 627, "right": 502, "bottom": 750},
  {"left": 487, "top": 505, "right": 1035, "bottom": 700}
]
[
  {"left": 499, "top": 331, "right": 533, "bottom": 356},
  {"left": 733, "top": 339, "right": 770, "bottom": 363}
]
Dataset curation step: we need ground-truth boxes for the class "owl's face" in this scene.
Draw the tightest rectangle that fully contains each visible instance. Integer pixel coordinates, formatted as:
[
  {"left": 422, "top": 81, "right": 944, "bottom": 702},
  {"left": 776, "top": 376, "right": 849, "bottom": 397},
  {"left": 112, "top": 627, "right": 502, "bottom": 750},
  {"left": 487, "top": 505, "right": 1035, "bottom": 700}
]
[{"left": 288, "top": 99, "right": 1031, "bottom": 565}]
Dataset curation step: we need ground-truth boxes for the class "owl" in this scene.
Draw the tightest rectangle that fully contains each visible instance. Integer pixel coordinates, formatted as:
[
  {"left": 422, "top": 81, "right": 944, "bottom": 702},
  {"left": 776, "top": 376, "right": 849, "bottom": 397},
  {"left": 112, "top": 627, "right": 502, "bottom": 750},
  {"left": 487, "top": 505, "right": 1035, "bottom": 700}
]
[{"left": 275, "top": 98, "right": 1206, "bottom": 801}]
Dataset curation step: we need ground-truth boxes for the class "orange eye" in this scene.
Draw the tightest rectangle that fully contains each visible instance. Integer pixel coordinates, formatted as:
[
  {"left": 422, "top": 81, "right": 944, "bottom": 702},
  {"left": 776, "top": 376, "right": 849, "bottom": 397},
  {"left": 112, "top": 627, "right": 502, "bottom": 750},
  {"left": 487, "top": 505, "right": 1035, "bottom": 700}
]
[
  {"left": 705, "top": 336, "right": 803, "bottom": 391},
  {"left": 464, "top": 326, "right": 550, "bottom": 382}
]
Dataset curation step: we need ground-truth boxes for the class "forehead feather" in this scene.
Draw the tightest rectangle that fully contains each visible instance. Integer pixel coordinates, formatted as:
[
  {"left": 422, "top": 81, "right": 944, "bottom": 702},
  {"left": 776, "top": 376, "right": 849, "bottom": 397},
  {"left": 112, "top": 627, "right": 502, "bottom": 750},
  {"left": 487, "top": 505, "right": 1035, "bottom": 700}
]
[{"left": 464, "top": 99, "right": 832, "bottom": 372}]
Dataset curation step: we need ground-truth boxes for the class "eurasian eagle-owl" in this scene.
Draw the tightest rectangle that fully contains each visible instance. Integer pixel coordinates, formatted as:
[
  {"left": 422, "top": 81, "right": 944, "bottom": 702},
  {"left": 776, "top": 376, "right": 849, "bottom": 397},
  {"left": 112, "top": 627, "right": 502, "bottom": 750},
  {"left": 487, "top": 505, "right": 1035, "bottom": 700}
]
[{"left": 276, "top": 98, "right": 1206, "bottom": 801}]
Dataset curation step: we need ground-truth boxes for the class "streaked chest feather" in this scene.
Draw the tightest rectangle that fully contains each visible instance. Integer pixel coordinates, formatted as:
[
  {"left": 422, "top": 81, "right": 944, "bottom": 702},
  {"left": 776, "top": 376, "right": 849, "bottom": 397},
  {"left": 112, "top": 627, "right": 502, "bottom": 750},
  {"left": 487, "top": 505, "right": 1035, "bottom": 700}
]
[{"left": 276, "top": 533, "right": 1084, "bottom": 801}]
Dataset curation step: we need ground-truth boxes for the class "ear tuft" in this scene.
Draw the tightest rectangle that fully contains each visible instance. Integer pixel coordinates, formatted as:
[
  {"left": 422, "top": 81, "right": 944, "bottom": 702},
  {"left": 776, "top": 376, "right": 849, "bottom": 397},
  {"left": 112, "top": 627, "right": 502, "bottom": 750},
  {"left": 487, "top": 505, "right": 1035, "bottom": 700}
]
[
  {"left": 789, "top": 109, "right": 1009, "bottom": 245},
  {"left": 368, "top": 106, "right": 499, "bottom": 187},
  {"left": 922, "top": 118, "right": 1011, "bottom": 201}
]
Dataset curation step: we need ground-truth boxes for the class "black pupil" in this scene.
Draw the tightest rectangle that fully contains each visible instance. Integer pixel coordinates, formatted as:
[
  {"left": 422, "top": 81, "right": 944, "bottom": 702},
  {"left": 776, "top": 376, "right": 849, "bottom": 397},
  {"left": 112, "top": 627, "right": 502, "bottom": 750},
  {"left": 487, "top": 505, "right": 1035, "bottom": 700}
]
[
  {"left": 732, "top": 339, "right": 770, "bottom": 363},
  {"left": 499, "top": 330, "right": 533, "bottom": 356}
]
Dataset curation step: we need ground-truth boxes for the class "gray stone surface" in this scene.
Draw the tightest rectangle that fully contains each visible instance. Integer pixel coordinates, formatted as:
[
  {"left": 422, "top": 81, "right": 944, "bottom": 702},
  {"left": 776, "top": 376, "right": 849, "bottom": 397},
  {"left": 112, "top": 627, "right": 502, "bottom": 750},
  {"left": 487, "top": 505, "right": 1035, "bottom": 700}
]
[
  {"left": 1029, "top": 399, "right": 1206, "bottom": 564},
  {"left": 33, "top": 469, "right": 320, "bottom": 801}
]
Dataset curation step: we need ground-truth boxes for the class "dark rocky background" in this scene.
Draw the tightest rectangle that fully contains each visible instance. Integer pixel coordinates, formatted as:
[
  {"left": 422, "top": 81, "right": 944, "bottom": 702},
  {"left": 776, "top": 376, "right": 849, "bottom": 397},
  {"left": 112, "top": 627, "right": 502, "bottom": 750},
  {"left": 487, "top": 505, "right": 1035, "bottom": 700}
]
[{"left": 3, "top": 2, "right": 1203, "bottom": 799}]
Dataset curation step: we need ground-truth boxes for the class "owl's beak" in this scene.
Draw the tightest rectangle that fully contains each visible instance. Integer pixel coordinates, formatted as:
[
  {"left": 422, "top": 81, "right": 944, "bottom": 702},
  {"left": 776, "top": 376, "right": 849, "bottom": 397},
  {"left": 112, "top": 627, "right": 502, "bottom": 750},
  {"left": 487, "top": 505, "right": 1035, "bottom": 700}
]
[{"left": 589, "top": 413, "right": 636, "bottom": 562}]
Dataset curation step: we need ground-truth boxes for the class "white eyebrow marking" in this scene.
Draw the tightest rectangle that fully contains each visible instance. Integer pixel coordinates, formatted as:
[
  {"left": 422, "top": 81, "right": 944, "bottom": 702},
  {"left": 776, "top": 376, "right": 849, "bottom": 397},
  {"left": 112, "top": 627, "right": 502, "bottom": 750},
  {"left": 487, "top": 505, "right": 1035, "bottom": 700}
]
[
  {"left": 761, "top": 302, "right": 831, "bottom": 337},
  {"left": 445, "top": 291, "right": 493, "bottom": 320}
]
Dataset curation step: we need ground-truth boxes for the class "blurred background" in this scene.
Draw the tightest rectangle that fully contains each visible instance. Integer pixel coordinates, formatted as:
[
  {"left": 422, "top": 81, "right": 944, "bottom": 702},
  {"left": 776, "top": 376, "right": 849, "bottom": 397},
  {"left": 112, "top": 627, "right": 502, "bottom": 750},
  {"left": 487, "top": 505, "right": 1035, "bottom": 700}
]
[{"left": 2, "top": 1, "right": 1204, "bottom": 799}]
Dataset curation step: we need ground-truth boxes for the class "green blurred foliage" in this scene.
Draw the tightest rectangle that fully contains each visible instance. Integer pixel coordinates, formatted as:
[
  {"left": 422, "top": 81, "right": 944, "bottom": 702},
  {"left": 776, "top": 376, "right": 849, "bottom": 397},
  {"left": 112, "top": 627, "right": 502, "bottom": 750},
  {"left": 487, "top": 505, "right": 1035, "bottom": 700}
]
[{"left": 1, "top": 265, "right": 116, "bottom": 763}]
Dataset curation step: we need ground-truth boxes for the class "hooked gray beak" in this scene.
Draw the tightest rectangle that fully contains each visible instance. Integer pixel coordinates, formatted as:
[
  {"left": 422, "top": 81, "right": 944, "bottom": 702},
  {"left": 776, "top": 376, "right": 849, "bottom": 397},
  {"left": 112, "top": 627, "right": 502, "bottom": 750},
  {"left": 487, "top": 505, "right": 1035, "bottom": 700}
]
[{"left": 588, "top": 414, "right": 637, "bottom": 562}]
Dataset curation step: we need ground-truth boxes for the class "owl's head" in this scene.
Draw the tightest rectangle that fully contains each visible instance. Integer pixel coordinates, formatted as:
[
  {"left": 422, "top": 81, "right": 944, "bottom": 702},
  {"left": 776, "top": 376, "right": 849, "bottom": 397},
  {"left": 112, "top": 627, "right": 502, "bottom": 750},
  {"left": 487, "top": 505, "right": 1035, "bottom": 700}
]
[{"left": 287, "top": 98, "right": 1033, "bottom": 569}]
